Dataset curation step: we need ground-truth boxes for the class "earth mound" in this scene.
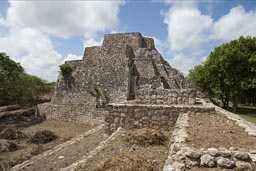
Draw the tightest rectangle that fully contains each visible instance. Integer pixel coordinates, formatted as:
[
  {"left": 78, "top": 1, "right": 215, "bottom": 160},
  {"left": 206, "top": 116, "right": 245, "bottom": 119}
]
[
  {"left": 0, "top": 128, "right": 27, "bottom": 140},
  {"left": 31, "top": 130, "right": 58, "bottom": 144},
  {"left": 123, "top": 128, "right": 166, "bottom": 146},
  {"left": 0, "top": 139, "right": 18, "bottom": 152}
]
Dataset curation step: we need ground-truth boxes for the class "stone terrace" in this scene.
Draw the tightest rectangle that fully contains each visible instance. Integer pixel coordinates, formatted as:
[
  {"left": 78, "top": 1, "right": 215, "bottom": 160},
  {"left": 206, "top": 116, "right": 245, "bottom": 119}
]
[{"left": 38, "top": 32, "right": 209, "bottom": 134}]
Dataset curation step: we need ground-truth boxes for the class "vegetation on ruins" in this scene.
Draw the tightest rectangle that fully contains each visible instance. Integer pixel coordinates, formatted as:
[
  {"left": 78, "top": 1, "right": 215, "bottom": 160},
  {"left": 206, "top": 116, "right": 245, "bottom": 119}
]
[
  {"left": 188, "top": 36, "right": 256, "bottom": 113},
  {"left": 89, "top": 85, "right": 105, "bottom": 108},
  {"left": 59, "top": 63, "right": 73, "bottom": 90},
  {"left": 59, "top": 63, "right": 72, "bottom": 78},
  {"left": 0, "top": 53, "right": 53, "bottom": 106}
]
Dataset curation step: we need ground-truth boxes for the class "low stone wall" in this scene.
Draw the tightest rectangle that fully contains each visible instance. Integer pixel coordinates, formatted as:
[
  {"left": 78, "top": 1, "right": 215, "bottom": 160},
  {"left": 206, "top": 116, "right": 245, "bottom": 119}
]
[
  {"left": 164, "top": 109, "right": 256, "bottom": 171},
  {"left": 182, "top": 147, "right": 256, "bottom": 170},
  {"left": 38, "top": 103, "right": 105, "bottom": 124},
  {"left": 136, "top": 89, "right": 196, "bottom": 105},
  {"left": 105, "top": 103, "right": 215, "bottom": 135}
]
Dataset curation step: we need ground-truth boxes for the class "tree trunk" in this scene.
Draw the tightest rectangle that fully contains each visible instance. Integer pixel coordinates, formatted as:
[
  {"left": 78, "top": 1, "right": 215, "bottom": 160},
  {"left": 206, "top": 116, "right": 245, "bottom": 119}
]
[
  {"left": 223, "top": 97, "right": 229, "bottom": 109},
  {"left": 232, "top": 97, "right": 238, "bottom": 113}
]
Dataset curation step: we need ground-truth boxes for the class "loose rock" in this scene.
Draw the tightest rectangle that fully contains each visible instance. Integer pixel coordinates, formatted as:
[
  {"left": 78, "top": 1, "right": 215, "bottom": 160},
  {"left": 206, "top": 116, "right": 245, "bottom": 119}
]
[
  {"left": 200, "top": 154, "right": 215, "bottom": 167},
  {"left": 185, "top": 148, "right": 202, "bottom": 159},
  {"left": 234, "top": 152, "right": 250, "bottom": 161},
  {"left": 235, "top": 161, "right": 252, "bottom": 170},
  {"left": 208, "top": 148, "right": 219, "bottom": 157},
  {"left": 217, "top": 157, "right": 235, "bottom": 169}
]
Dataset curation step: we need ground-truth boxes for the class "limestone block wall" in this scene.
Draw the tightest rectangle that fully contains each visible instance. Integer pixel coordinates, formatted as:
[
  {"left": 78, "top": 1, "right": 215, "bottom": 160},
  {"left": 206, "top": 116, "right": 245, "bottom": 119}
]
[
  {"left": 136, "top": 88, "right": 196, "bottom": 105},
  {"left": 105, "top": 103, "right": 215, "bottom": 134},
  {"left": 38, "top": 103, "right": 106, "bottom": 124}
]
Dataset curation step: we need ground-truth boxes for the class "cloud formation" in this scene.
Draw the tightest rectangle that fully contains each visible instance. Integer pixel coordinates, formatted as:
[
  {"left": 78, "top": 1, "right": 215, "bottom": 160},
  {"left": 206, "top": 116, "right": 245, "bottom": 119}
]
[
  {"left": 163, "top": 3, "right": 256, "bottom": 74},
  {"left": 7, "top": 1, "right": 124, "bottom": 38},
  {"left": 212, "top": 5, "right": 256, "bottom": 41},
  {"left": 0, "top": 1, "right": 124, "bottom": 81}
]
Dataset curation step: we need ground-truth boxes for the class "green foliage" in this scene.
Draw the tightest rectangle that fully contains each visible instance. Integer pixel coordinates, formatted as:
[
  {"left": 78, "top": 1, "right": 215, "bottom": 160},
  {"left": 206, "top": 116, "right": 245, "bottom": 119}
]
[
  {"left": 59, "top": 63, "right": 72, "bottom": 78},
  {"left": 89, "top": 85, "right": 103, "bottom": 102},
  {"left": 188, "top": 36, "right": 256, "bottom": 111},
  {"left": 0, "top": 52, "right": 53, "bottom": 106}
]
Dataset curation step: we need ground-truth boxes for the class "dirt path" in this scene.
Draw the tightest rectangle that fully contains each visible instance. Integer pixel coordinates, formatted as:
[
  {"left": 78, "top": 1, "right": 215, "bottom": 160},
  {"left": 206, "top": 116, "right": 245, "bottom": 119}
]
[{"left": 10, "top": 125, "right": 108, "bottom": 171}]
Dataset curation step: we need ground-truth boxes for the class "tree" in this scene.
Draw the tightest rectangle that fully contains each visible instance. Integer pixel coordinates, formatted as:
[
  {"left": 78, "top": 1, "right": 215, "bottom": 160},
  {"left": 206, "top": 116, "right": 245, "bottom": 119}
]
[
  {"left": 0, "top": 52, "right": 53, "bottom": 106},
  {"left": 188, "top": 36, "right": 256, "bottom": 113},
  {"left": 0, "top": 53, "right": 24, "bottom": 105}
]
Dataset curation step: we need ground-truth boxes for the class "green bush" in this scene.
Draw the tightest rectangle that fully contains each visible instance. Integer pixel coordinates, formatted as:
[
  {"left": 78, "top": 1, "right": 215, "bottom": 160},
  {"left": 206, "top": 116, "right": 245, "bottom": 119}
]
[
  {"left": 0, "top": 52, "right": 53, "bottom": 106},
  {"left": 59, "top": 63, "right": 72, "bottom": 78}
]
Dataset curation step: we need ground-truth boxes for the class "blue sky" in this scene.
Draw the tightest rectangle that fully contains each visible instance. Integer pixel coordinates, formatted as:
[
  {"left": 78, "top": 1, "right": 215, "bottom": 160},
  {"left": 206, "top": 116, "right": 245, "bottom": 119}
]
[{"left": 0, "top": 0, "right": 256, "bottom": 81}]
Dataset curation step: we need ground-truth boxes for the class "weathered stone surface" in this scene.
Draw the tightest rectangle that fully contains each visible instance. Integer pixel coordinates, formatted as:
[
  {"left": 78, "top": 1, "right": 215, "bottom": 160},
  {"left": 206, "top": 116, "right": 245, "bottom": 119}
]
[
  {"left": 163, "top": 165, "right": 175, "bottom": 171},
  {"left": 38, "top": 32, "right": 199, "bottom": 131},
  {"left": 217, "top": 157, "right": 235, "bottom": 169},
  {"left": 234, "top": 152, "right": 250, "bottom": 161},
  {"left": 208, "top": 148, "right": 219, "bottom": 157},
  {"left": 172, "top": 161, "right": 185, "bottom": 171},
  {"left": 249, "top": 153, "right": 256, "bottom": 162},
  {"left": 235, "top": 161, "right": 252, "bottom": 170},
  {"left": 200, "top": 154, "right": 215, "bottom": 167},
  {"left": 186, "top": 158, "right": 199, "bottom": 167},
  {"left": 185, "top": 148, "right": 202, "bottom": 159}
]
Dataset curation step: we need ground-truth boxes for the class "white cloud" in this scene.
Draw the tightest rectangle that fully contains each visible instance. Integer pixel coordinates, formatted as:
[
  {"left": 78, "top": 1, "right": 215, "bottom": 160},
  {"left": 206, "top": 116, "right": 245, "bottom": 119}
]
[
  {"left": 0, "top": 1, "right": 124, "bottom": 81},
  {"left": 162, "top": 3, "right": 256, "bottom": 75},
  {"left": 212, "top": 5, "right": 256, "bottom": 41},
  {"left": 0, "top": 14, "right": 4, "bottom": 26},
  {"left": 150, "top": 36, "right": 167, "bottom": 55},
  {"left": 169, "top": 53, "right": 197, "bottom": 75},
  {"left": 62, "top": 54, "right": 82, "bottom": 63},
  {"left": 83, "top": 37, "right": 102, "bottom": 48},
  {"left": 0, "top": 27, "right": 62, "bottom": 81},
  {"left": 163, "top": 4, "right": 212, "bottom": 52},
  {"left": 7, "top": 1, "right": 124, "bottom": 38}
]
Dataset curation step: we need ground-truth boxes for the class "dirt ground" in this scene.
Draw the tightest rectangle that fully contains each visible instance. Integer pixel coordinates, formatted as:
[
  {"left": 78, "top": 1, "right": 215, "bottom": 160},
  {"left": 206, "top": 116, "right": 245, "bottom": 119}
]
[
  {"left": 186, "top": 112, "right": 256, "bottom": 150},
  {"left": 20, "top": 127, "right": 107, "bottom": 171},
  {"left": 189, "top": 168, "right": 232, "bottom": 171},
  {"left": 75, "top": 130, "right": 172, "bottom": 171},
  {"left": 0, "top": 109, "right": 96, "bottom": 170}
]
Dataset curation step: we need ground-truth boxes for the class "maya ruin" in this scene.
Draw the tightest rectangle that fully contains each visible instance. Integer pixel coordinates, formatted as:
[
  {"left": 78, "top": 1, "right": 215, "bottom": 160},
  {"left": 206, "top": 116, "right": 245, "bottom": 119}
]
[{"left": 5, "top": 32, "right": 256, "bottom": 171}]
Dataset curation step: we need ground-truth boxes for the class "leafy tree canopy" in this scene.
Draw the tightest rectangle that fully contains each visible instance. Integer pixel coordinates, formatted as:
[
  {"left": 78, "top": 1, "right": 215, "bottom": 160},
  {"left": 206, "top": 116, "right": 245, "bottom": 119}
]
[
  {"left": 0, "top": 52, "right": 53, "bottom": 106},
  {"left": 188, "top": 36, "right": 256, "bottom": 112}
]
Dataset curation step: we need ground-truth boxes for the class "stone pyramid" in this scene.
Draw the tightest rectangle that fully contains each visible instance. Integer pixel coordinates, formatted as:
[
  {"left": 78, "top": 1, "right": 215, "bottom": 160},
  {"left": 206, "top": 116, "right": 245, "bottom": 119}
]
[{"left": 38, "top": 32, "right": 196, "bottom": 123}]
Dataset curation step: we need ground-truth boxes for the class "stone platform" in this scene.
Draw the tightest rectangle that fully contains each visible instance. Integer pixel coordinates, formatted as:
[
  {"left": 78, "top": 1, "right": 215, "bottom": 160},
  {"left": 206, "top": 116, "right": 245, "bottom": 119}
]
[{"left": 105, "top": 103, "right": 215, "bottom": 134}]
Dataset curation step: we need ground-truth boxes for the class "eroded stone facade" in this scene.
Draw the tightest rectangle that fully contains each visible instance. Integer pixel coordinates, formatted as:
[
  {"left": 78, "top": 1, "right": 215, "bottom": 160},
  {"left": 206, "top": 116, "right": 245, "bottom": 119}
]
[{"left": 38, "top": 32, "right": 196, "bottom": 124}]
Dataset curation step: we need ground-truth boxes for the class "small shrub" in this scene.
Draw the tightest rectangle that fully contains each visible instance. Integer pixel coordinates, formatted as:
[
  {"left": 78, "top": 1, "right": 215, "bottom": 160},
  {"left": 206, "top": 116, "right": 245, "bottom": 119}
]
[
  {"left": 0, "top": 128, "right": 27, "bottom": 140},
  {"left": 31, "top": 130, "right": 57, "bottom": 144},
  {"left": 123, "top": 128, "right": 166, "bottom": 146},
  {"left": 95, "top": 155, "right": 156, "bottom": 171},
  {"left": 0, "top": 139, "right": 18, "bottom": 152},
  {"left": 59, "top": 63, "right": 72, "bottom": 78}
]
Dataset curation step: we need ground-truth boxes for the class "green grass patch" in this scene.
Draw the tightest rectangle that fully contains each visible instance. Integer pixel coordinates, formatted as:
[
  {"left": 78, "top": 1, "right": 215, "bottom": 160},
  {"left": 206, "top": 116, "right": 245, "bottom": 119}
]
[{"left": 237, "top": 114, "right": 256, "bottom": 124}]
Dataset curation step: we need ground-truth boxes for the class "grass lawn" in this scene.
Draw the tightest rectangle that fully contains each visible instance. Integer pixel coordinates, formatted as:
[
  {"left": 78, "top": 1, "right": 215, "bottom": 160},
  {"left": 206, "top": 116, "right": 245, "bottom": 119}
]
[
  {"left": 237, "top": 114, "right": 256, "bottom": 124},
  {"left": 234, "top": 105, "right": 256, "bottom": 125}
]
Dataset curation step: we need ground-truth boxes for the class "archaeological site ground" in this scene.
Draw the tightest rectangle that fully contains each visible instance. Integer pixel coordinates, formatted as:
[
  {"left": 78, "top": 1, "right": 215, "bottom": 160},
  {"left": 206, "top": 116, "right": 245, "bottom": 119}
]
[{"left": 1, "top": 33, "right": 256, "bottom": 171}]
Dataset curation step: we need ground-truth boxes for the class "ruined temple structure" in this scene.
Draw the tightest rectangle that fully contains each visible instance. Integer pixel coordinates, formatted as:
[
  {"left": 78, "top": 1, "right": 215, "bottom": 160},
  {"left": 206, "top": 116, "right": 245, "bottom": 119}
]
[{"left": 39, "top": 32, "right": 213, "bottom": 134}]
